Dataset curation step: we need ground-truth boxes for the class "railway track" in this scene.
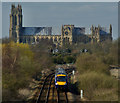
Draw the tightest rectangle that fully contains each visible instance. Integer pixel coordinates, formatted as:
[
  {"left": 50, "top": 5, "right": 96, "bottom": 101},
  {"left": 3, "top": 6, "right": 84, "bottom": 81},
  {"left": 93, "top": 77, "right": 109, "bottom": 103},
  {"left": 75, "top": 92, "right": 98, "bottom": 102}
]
[
  {"left": 56, "top": 68, "right": 74, "bottom": 103},
  {"left": 30, "top": 68, "right": 75, "bottom": 103},
  {"left": 36, "top": 73, "right": 54, "bottom": 103},
  {"left": 57, "top": 89, "right": 68, "bottom": 103}
]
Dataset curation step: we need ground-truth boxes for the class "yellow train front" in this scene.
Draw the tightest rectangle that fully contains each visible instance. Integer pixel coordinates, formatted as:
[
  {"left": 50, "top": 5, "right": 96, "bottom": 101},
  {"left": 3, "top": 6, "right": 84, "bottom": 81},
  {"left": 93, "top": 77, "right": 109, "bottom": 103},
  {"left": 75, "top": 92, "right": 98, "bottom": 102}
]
[{"left": 55, "top": 68, "right": 68, "bottom": 89}]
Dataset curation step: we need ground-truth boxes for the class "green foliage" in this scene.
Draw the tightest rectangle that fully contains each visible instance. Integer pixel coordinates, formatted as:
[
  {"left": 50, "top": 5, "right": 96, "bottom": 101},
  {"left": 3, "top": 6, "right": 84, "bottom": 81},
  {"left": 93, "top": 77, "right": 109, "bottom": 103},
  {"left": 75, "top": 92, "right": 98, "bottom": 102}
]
[
  {"left": 76, "top": 53, "right": 109, "bottom": 75},
  {"left": 52, "top": 54, "right": 76, "bottom": 64},
  {"left": 2, "top": 40, "right": 55, "bottom": 101},
  {"left": 64, "top": 55, "right": 76, "bottom": 63},
  {"left": 2, "top": 42, "right": 34, "bottom": 91},
  {"left": 52, "top": 56, "right": 64, "bottom": 64},
  {"left": 75, "top": 40, "right": 118, "bottom": 100},
  {"left": 2, "top": 37, "right": 119, "bottom": 101}
]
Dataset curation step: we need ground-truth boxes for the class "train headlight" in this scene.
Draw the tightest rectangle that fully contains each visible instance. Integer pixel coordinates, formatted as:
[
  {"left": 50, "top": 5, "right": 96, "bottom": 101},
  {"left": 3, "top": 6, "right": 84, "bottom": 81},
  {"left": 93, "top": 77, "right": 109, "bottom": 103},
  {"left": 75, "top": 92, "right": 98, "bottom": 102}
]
[
  {"left": 55, "top": 83, "right": 58, "bottom": 85},
  {"left": 64, "top": 83, "right": 67, "bottom": 85}
]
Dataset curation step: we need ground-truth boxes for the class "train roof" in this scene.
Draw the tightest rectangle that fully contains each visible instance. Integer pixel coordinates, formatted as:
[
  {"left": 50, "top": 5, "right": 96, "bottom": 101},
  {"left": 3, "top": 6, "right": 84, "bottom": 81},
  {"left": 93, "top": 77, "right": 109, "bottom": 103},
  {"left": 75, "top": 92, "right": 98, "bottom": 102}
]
[{"left": 55, "top": 68, "right": 67, "bottom": 75}]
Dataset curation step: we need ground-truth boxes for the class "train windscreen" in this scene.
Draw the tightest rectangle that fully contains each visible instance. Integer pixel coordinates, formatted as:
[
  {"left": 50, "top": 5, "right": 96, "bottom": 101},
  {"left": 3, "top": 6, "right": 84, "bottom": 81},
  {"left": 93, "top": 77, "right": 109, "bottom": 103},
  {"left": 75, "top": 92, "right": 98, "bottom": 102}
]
[{"left": 57, "top": 76, "right": 66, "bottom": 82}]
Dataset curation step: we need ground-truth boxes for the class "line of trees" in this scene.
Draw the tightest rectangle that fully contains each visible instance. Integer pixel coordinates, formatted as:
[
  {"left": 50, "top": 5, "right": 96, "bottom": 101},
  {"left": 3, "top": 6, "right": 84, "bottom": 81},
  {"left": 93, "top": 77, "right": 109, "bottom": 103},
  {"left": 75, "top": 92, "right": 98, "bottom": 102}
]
[
  {"left": 2, "top": 37, "right": 120, "bottom": 101},
  {"left": 2, "top": 39, "right": 55, "bottom": 101},
  {"left": 75, "top": 39, "right": 119, "bottom": 100}
]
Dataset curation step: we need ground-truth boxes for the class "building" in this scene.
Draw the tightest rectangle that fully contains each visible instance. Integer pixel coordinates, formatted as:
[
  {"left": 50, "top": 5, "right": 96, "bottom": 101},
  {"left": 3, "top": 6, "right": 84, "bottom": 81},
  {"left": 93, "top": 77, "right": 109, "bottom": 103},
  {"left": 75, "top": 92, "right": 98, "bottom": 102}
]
[{"left": 9, "top": 4, "right": 112, "bottom": 46}]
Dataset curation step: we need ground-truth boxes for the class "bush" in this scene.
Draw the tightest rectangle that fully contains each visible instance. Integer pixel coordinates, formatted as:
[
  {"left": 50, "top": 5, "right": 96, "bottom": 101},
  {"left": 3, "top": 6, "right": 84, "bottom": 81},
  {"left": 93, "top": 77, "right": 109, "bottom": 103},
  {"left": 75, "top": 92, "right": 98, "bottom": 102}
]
[
  {"left": 2, "top": 41, "right": 55, "bottom": 101},
  {"left": 78, "top": 71, "right": 118, "bottom": 100},
  {"left": 64, "top": 55, "right": 76, "bottom": 63},
  {"left": 76, "top": 53, "right": 109, "bottom": 75},
  {"left": 52, "top": 56, "right": 64, "bottom": 64},
  {"left": 75, "top": 40, "right": 119, "bottom": 100}
]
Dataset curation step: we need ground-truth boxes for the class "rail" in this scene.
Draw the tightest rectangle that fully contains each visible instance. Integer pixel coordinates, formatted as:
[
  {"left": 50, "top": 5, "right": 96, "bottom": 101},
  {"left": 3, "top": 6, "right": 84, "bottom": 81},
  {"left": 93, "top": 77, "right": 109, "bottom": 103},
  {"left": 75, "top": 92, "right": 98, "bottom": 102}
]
[{"left": 36, "top": 73, "right": 54, "bottom": 103}]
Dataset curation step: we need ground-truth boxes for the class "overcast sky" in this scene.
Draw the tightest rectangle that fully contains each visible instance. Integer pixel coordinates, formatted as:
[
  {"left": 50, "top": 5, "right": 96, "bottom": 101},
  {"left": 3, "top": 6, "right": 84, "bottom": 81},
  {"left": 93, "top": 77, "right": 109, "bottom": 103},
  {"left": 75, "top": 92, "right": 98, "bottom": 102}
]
[{"left": 2, "top": 2, "right": 118, "bottom": 39}]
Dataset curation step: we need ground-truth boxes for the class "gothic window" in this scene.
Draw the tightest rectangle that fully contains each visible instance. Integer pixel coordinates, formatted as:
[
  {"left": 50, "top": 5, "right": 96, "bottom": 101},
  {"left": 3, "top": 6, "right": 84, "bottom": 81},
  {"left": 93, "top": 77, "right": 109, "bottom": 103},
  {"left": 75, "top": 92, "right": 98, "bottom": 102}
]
[
  {"left": 63, "top": 38, "right": 65, "bottom": 42},
  {"left": 54, "top": 38, "right": 57, "bottom": 42},
  {"left": 50, "top": 38, "right": 53, "bottom": 41},
  {"left": 59, "top": 37, "right": 61, "bottom": 41},
  {"left": 28, "top": 37, "right": 31, "bottom": 43},
  {"left": 15, "top": 15, "right": 17, "bottom": 25},
  {"left": 68, "top": 38, "right": 69, "bottom": 42},
  {"left": 14, "top": 32, "right": 17, "bottom": 38},
  {"left": 68, "top": 27, "right": 71, "bottom": 31},
  {"left": 36, "top": 37, "right": 39, "bottom": 42},
  {"left": 46, "top": 37, "right": 48, "bottom": 40},
  {"left": 65, "top": 37, "right": 68, "bottom": 42},
  {"left": 27, "top": 37, "right": 30, "bottom": 43},
  {"left": 24, "top": 37, "right": 26, "bottom": 43},
  {"left": 19, "top": 37, "right": 22, "bottom": 43},
  {"left": 12, "top": 15, "right": 14, "bottom": 26},
  {"left": 65, "top": 31, "right": 68, "bottom": 35},
  {"left": 33, "top": 37, "right": 35, "bottom": 42}
]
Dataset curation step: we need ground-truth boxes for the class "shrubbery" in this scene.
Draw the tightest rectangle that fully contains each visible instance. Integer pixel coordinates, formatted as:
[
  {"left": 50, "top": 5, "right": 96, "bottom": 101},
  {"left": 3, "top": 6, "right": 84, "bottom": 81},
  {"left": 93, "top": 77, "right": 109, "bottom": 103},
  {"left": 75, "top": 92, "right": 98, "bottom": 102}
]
[
  {"left": 78, "top": 71, "right": 118, "bottom": 100},
  {"left": 64, "top": 55, "right": 76, "bottom": 63},
  {"left": 52, "top": 55, "right": 76, "bottom": 64},
  {"left": 2, "top": 38, "right": 119, "bottom": 101},
  {"left": 2, "top": 40, "right": 54, "bottom": 101},
  {"left": 76, "top": 53, "right": 109, "bottom": 75},
  {"left": 75, "top": 40, "right": 119, "bottom": 100}
]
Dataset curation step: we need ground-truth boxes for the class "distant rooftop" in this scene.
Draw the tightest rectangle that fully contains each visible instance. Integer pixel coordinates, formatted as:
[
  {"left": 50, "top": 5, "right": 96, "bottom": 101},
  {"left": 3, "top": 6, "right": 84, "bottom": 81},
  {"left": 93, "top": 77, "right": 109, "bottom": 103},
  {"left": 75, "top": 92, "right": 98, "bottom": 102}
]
[{"left": 21, "top": 27, "right": 52, "bottom": 35}]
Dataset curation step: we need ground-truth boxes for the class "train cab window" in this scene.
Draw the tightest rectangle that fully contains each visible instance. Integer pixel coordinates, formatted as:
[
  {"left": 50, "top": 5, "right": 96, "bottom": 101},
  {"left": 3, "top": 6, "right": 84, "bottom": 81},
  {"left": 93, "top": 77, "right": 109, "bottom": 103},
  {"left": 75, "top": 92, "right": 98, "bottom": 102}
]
[{"left": 57, "top": 76, "right": 66, "bottom": 82}]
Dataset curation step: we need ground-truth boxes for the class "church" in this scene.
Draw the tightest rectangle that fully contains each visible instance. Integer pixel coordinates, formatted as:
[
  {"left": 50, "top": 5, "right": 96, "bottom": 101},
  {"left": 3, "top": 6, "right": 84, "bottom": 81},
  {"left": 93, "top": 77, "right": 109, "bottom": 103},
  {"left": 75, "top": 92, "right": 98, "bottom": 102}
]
[{"left": 9, "top": 4, "right": 112, "bottom": 46}]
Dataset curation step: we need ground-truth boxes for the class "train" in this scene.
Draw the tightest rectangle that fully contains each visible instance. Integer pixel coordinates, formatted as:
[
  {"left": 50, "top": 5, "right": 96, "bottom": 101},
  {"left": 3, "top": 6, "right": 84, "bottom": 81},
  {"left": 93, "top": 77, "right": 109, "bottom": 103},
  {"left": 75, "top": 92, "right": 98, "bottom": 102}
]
[{"left": 55, "top": 68, "right": 68, "bottom": 89}]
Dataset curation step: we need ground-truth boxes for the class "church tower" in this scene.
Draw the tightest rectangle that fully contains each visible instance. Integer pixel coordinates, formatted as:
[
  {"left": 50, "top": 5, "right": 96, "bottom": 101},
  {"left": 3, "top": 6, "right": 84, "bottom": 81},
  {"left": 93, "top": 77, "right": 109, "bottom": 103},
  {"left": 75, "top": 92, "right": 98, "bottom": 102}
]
[
  {"left": 9, "top": 4, "right": 22, "bottom": 42},
  {"left": 61, "top": 25, "right": 74, "bottom": 45}
]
